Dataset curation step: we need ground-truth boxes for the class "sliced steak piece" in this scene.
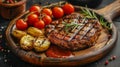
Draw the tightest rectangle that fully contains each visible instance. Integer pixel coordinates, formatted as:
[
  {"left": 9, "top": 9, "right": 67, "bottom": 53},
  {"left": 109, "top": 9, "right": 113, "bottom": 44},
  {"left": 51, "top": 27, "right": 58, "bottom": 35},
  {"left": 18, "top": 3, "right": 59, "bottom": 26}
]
[{"left": 45, "top": 13, "right": 101, "bottom": 51}]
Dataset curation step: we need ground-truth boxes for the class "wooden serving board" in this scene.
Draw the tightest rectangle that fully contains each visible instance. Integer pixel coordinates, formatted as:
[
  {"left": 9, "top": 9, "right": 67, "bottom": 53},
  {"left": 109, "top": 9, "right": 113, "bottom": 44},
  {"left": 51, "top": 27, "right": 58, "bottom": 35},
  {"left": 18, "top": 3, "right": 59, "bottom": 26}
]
[{"left": 5, "top": 0, "right": 120, "bottom": 66}]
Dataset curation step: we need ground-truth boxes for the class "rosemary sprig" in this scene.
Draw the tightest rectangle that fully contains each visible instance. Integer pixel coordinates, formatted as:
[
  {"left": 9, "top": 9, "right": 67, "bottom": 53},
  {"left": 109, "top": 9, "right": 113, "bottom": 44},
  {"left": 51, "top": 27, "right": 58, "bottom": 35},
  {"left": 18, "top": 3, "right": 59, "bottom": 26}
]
[
  {"left": 62, "top": 21, "right": 81, "bottom": 33},
  {"left": 80, "top": 7, "right": 111, "bottom": 30},
  {"left": 62, "top": 18, "right": 85, "bottom": 33},
  {"left": 81, "top": 8, "right": 97, "bottom": 19},
  {"left": 100, "top": 16, "right": 111, "bottom": 30}
]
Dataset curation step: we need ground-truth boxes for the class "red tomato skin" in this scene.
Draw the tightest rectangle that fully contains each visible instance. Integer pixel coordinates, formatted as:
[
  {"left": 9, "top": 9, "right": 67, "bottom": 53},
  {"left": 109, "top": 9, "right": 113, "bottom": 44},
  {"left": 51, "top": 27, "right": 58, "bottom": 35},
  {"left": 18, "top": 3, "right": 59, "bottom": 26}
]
[
  {"left": 62, "top": 4, "right": 74, "bottom": 15},
  {"left": 46, "top": 45, "right": 73, "bottom": 58},
  {"left": 52, "top": 7, "right": 64, "bottom": 18},
  {"left": 27, "top": 14, "right": 39, "bottom": 26},
  {"left": 42, "top": 15, "right": 52, "bottom": 25},
  {"left": 29, "top": 5, "right": 40, "bottom": 15},
  {"left": 42, "top": 8, "right": 52, "bottom": 16},
  {"left": 16, "top": 19, "right": 28, "bottom": 30},
  {"left": 34, "top": 20, "right": 45, "bottom": 29}
]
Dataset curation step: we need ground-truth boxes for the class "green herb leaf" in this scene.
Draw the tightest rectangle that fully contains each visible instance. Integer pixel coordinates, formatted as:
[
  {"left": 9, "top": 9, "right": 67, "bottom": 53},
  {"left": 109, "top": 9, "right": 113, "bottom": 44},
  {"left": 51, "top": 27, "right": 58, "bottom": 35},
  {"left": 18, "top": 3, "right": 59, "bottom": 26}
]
[
  {"left": 62, "top": 18, "right": 86, "bottom": 33},
  {"left": 99, "top": 16, "right": 111, "bottom": 30},
  {"left": 62, "top": 21, "right": 80, "bottom": 33},
  {"left": 80, "top": 7, "right": 111, "bottom": 30}
]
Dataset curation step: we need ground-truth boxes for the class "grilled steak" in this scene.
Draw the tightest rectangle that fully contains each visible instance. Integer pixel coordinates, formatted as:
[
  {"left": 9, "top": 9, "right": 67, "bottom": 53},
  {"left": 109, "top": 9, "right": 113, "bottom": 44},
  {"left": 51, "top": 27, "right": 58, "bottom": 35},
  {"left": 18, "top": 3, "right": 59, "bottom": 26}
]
[{"left": 45, "top": 13, "right": 101, "bottom": 51}]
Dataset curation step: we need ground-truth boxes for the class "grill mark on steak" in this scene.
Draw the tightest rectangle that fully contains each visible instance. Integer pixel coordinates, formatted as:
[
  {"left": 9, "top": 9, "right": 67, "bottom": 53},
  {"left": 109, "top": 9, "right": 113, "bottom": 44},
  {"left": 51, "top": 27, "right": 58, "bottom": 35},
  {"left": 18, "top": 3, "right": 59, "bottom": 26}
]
[
  {"left": 79, "top": 21, "right": 97, "bottom": 40},
  {"left": 45, "top": 13, "right": 101, "bottom": 51},
  {"left": 68, "top": 18, "right": 86, "bottom": 41}
]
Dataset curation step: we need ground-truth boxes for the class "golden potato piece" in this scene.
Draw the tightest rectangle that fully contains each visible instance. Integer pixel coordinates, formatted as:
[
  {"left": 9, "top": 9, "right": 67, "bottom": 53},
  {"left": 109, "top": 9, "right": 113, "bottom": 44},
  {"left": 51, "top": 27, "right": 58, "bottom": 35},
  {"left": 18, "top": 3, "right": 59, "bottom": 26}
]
[
  {"left": 33, "top": 37, "right": 50, "bottom": 52},
  {"left": 27, "top": 27, "right": 44, "bottom": 37},
  {"left": 20, "top": 35, "right": 35, "bottom": 50},
  {"left": 12, "top": 29, "right": 27, "bottom": 39}
]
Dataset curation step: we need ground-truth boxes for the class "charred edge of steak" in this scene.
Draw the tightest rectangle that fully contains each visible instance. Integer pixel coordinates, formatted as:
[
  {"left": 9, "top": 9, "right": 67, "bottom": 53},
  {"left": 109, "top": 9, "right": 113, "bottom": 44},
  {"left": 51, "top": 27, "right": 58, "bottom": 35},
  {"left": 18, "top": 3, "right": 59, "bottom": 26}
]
[
  {"left": 48, "top": 30, "right": 101, "bottom": 51},
  {"left": 45, "top": 13, "right": 101, "bottom": 51}
]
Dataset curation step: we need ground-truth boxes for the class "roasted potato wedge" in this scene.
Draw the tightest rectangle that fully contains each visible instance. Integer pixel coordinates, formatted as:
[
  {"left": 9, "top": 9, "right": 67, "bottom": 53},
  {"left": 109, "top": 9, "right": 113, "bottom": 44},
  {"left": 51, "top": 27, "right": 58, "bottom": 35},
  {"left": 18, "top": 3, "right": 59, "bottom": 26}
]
[
  {"left": 12, "top": 29, "right": 27, "bottom": 39},
  {"left": 27, "top": 27, "right": 44, "bottom": 37},
  {"left": 33, "top": 36, "right": 50, "bottom": 52},
  {"left": 20, "top": 35, "right": 35, "bottom": 50}
]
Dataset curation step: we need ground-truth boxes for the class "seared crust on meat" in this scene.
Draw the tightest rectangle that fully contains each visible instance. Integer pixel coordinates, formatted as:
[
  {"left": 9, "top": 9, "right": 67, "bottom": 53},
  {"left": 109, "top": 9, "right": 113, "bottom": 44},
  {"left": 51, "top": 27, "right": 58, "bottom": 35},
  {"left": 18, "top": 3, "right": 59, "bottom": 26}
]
[{"left": 45, "top": 13, "right": 101, "bottom": 51}]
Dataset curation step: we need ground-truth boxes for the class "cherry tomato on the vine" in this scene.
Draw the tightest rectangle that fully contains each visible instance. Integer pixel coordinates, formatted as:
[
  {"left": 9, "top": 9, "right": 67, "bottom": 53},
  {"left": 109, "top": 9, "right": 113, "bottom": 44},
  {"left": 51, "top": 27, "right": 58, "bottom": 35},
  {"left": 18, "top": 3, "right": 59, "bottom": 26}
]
[
  {"left": 62, "top": 3, "right": 74, "bottom": 15},
  {"left": 27, "top": 14, "right": 39, "bottom": 26},
  {"left": 29, "top": 5, "right": 41, "bottom": 15},
  {"left": 16, "top": 19, "right": 28, "bottom": 30},
  {"left": 34, "top": 20, "right": 45, "bottom": 29},
  {"left": 42, "top": 8, "right": 52, "bottom": 16},
  {"left": 52, "top": 7, "right": 64, "bottom": 18},
  {"left": 42, "top": 15, "right": 52, "bottom": 25}
]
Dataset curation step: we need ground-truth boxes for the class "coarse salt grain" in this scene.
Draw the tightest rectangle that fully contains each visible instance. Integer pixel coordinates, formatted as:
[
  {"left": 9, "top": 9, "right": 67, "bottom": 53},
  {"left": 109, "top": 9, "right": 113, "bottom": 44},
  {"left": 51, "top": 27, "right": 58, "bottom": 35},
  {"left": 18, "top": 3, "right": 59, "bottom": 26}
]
[
  {"left": 0, "top": 35, "right": 2, "bottom": 38},
  {"left": 1, "top": 49, "right": 4, "bottom": 52},
  {"left": 4, "top": 59, "right": 7, "bottom": 62},
  {"left": 7, "top": 50, "right": 10, "bottom": 53}
]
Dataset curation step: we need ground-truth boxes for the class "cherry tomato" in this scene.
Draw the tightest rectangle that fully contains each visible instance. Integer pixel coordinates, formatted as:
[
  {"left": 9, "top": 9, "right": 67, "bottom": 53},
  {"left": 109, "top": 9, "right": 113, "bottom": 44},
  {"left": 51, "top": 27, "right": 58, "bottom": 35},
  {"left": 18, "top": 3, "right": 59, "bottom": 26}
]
[
  {"left": 16, "top": 19, "right": 28, "bottom": 30},
  {"left": 46, "top": 45, "right": 73, "bottom": 58},
  {"left": 34, "top": 20, "right": 45, "bottom": 29},
  {"left": 52, "top": 7, "right": 64, "bottom": 18},
  {"left": 42, "top": 15, "right": 52, "bottom": 25},
  {"left": 29, "top": 5, "right": 41, "bottom": 15},
  {"left": 62, "top": 4, "right": 74, "bottom": 15},
  {"left": 42, "top": 8, "right": 52, "bottom": 16},
  {"left": 27, "top": 14, "right": 39, "bottom": 26}
]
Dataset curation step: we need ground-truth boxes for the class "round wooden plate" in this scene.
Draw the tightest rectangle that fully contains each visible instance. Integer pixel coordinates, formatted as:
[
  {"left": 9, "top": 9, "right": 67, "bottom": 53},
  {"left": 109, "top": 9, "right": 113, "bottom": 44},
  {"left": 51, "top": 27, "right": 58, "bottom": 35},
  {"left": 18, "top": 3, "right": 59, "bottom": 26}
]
[{"left": 5, "top": 0, "right": 120, "bottom": 66}]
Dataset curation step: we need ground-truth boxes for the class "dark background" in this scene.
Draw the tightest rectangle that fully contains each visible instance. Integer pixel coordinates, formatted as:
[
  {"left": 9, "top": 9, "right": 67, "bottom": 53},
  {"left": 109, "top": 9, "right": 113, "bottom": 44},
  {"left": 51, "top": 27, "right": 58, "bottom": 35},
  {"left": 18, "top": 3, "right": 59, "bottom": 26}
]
[{"left": 0, "top": 0, "right": 120, "bottom": 67}]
